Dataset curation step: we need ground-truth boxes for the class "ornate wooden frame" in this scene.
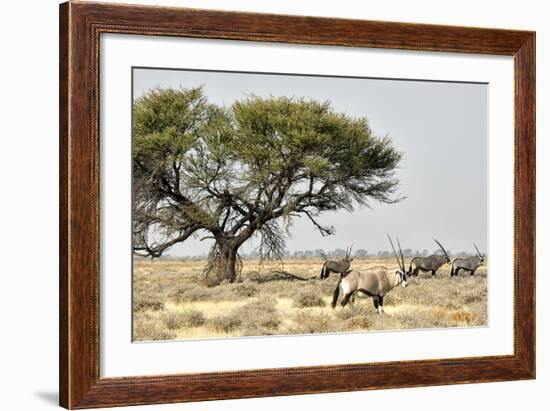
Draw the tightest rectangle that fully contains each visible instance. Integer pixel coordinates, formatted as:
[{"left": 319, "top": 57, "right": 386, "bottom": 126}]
[{"left": 59, "top": 1, "right": 535, "bottom": 408}]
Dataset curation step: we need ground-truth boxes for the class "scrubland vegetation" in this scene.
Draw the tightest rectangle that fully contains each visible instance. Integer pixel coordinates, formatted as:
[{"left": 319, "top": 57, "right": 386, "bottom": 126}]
[{"left": 133, "top": 257, "right": 487, "bottom": 342}]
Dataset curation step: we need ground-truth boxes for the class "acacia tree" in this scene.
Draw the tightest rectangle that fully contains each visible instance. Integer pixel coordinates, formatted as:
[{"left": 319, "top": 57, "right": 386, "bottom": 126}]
[{"left": 133, "top": 87, "right": 403, "bottom": 285}]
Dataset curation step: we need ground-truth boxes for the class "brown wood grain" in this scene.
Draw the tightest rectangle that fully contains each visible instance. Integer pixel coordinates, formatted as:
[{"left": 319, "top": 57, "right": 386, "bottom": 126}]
[
  {"left": 59, "top": 2, "right": 69, "bottom": 407},
  {"left": 59, "top": 1, "right": 535, "bottom": 408}
]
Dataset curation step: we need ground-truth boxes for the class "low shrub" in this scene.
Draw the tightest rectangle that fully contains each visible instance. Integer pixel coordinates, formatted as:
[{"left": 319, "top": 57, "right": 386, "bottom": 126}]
[
  {"left": 134, "top": 317, "right": 176, "bottom": 341},
  {"left": 293, "top": 291, "right": 326, "bottom": 308},
  {"left": 171, "top": 286, "right": 213, "bottom": 303},
  {"left": 346, "top": 316, "right": 371, "bottom": 330},
  {"left": 133, "top": 296, "right": 164, "bottom": 312},
  {"left": 449, "top": 310, "right": 478, "bottom": 323},
  {"left": 464, "top": 293, "right": 484, "bottom": 304},
  {"left": 183, "top": 310, "right": 207, "bottom": 327},
  {"left": 231, "top": 283, "right": 258, "bottom": 298},
  {"left": 210, "top": 298, "right": 281, "bottom": 335},
  {"left": 288, "top": 311, "right": 339, "bottom": 334},
  {"left": 163, "top": 310, "right": 206, "bottom": 330},
  {"left": 210, "top": 316, "right": 242, "bottom": 333},
  {"left": 245, "top": 271, "right": 265, "bottom": 283}
]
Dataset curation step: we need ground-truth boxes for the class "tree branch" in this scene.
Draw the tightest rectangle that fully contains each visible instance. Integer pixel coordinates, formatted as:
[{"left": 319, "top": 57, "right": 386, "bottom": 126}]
[
  {"left": 301, "top": 209, "right": 335, "bottom": 236},
  {"left": 133, "top": 224, "right": 201, "bottom": 258}
]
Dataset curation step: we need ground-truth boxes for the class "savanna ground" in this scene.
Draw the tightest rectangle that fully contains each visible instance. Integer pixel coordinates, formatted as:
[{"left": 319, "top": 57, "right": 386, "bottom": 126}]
[{"left": 133, "top": 257, "right": 487, "bottom": 342}]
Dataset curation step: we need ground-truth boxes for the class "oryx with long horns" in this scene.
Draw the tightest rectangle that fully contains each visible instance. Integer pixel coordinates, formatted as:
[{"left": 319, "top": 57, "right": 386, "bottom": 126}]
[
  {"left": 331, "top": 235, "right": 408, "bottom": 314},
  {"left": 320, "top": 245, "right": 354, "bottom": 279},
  {"left": 450, "top": 243, "right": 485, "bottom": 276},
  {"left": 407, "top": 239, "right": 451, "bottom": 277}
]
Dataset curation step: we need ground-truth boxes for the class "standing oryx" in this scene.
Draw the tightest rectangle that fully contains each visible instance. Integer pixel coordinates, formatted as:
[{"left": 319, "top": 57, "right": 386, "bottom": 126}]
[
  {"left": 408, "top": 239, "right": 451, "bottom": 276},
  {"left": 320, "top": 246, "right": 354, "bottom": 279},
  {"left": 331, "top": 235, "right": 408, "bottom": 314},
  {"left": 450, "top": 243, "right": 485, "bottom": 276}
]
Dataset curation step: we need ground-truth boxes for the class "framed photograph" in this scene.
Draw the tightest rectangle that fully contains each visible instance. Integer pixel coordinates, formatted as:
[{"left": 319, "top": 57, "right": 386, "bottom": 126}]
[{"left": 59, "top": 2, "right": 535, "bottom": 408}]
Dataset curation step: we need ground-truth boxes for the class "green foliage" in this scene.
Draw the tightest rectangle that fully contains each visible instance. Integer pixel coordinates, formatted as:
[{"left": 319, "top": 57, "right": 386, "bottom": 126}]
[
  {"left": 231, "top": 96, "right": 402, "bottom": 210},
  {"left": 133, "top": 87, "right": 205, "bottom": 153}
]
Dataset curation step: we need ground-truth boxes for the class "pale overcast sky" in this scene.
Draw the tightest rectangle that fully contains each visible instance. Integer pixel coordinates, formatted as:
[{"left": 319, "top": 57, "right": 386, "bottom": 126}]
[{"left": 133, "top": 68, "right": 487, "bottom": 257}]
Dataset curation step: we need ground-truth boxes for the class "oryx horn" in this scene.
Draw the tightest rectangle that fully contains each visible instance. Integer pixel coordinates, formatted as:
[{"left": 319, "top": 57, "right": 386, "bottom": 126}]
[
  {"left": 473, "top": 242, "right": 483, "bottom": 258},
  {"left": 397, "top": 237, "right": 405, "bottom": 270},
  {"left": 387, "top": 234, "right": 404, "bottom": 271},
  {"left": 433, "top": 238, "right": 449, "bottom": 259}
]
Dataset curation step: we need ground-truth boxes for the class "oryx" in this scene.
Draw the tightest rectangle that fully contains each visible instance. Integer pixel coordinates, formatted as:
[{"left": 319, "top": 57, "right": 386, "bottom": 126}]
[
  {"left": 450, "top": 243, "right": 485, "bottom": 276},
  {"left": 320, "top": 246, "right": 353, "bottom": 279},
  {"left": 331, "top": 235, "right": 408, "bottom": 314},
  {"left": 408, "top": 239, "right": 451, "bottom": 276}
]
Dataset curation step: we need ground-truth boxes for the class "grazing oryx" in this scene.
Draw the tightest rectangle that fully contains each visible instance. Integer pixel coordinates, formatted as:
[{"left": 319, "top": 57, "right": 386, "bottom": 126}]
[
  {"left": 331, "top": 235, "right": 408, "bottom": 314},
  {"left": 320, "top": 246, "right": 354, "bottom": 279},
  {"left": 408, "top": 239, "right": 451, "bottom": 277},
  {"left": 450, "top": 243, "right": 485, "bottom": 276}
]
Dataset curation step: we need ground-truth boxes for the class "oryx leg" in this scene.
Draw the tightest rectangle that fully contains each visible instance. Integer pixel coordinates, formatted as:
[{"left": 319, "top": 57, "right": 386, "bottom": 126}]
[
  {"left": 373, "top": 296, "right": 384, "bottom": 315},
  {"left": 431, "top": 270, "right": 436, "bottom": 276},
  {"left": 455, "top": 267, "right": 461, "bottom": 276},
  {"left": 470, "top": 269, "right": 475, "bottom": 276},
  {"left": 341, "top": 293, "right": 353, "bottom": 308}
]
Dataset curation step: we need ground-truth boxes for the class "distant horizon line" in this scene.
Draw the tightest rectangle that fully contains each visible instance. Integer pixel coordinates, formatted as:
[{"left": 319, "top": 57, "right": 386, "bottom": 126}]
[{"left": 135, "top": 250, "right": 482, "bottom": 260}]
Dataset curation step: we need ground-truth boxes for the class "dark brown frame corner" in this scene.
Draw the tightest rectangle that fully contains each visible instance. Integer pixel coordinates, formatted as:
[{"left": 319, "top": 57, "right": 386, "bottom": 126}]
[{"left": 59, "top": 1, "right": 535, "bottom": 409}]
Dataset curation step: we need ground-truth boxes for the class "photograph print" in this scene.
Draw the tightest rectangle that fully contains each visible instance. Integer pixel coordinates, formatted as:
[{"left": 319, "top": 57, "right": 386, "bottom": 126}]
[{"left": 132, "top": 67, "right": 487, "bottom": 342}]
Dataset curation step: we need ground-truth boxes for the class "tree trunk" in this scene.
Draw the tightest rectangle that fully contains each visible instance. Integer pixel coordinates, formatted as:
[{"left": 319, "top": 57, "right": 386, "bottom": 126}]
[
  {"left": 219, "top": 243, "right": 238, "bottom": 283},
  {"left": 204, "top": 236, "right": 241, "bottom": 286},
  {"left": 206, "top": 232, "right": 252, "bottom": 286}
]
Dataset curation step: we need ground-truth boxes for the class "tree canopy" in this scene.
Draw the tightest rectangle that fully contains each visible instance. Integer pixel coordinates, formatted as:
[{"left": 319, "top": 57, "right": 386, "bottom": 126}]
[{"left": 133, "top": 87, "right": 403, "bottom": 285}]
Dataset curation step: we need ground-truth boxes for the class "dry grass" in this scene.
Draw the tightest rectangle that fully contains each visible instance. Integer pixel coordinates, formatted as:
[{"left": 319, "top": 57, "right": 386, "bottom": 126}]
[
  {"left": 293, "top": 290, "right": 327, "bottom": 308},
  {"left": 133, "top": 257, "right": 487, "bottom": 341}
]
